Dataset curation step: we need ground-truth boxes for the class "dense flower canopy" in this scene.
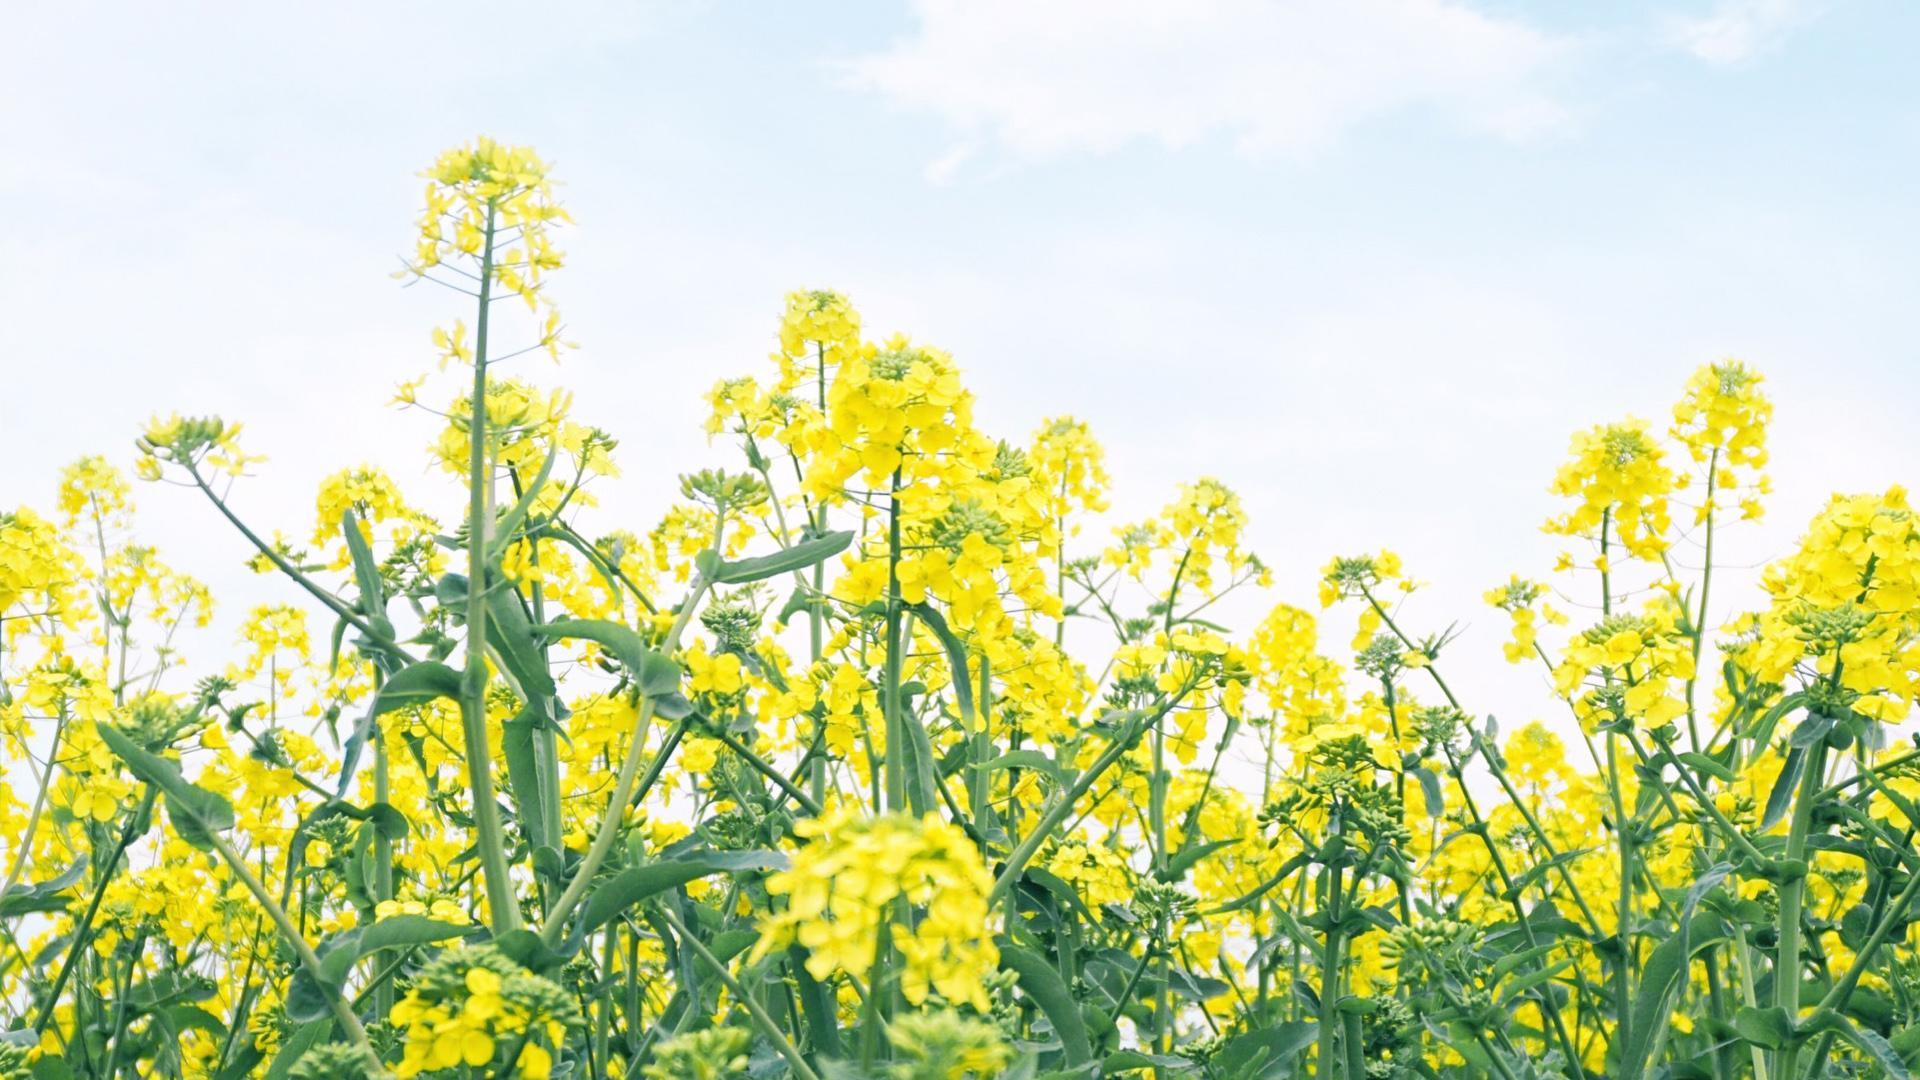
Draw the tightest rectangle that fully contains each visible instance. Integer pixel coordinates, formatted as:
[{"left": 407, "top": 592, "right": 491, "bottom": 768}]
[{"left": 2, "top": 141, "right": 1917, "bottom": 1080}]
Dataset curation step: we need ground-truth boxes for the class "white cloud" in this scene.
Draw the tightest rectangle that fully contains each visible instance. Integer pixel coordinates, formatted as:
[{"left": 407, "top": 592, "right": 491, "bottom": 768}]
[
  {"left": 1666, "top": 0, "right": 1826, "bottom": 65},
  {"left": 843, "top": 0, "right": 1571, "bottom": 165}
]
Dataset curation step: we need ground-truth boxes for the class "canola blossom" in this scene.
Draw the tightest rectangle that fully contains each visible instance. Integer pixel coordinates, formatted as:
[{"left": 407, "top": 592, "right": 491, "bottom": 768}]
[{"left": 4, "top": 141, "right": 1920, "bottom": 1080}]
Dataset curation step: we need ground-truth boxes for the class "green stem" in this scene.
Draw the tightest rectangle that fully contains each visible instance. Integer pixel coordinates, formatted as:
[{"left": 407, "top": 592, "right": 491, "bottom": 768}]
[
  {"left": 1774, "top": 741, "right": 1829, "bottom": 1079},
  {"left": 32, "top": 788, "right": 157, "bottom": 1035},
  {"left": 460, "top": 201, "right": 521, "bottom": 935},
  {"left": 882, "top": 468, "right": 906, "bottom": 814},
  {"left": 1319, "top": 834, "right": 1346, "bottom": 1079},
  {"left": 0, "top": 710, "right": 66, "bottom": 900},
  {"left": 660, "top": 907, "right": 822, "bottom": 1080},
  {"left": 538, "top": 516, "right": 723, "bottom": 947},
  {"left": 208, "top": 830, "right": 375, "bottom": 1056},
  {"left": 988, "top": 695, "right": 1184, "bottom": 908}
]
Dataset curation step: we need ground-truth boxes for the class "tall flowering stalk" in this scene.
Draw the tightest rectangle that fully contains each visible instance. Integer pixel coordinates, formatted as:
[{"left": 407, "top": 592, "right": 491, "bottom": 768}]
[{"left": 402, "top": 139, "right": 571, "bottom": 934}]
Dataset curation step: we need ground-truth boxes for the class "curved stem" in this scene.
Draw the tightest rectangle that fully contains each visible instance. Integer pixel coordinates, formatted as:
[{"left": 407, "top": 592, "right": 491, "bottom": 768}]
[
  {"left": 0, "top": 711, "right": 67, "bottom": 900},
  {"left": 208, "top": 830, "right": 375, "bottom": 1055},
  {"left": 659, "top": 906, "right": 821, "bottom": 1080},
  {"left": 538, "top": 513, "right": 723, "bottom": 947}
]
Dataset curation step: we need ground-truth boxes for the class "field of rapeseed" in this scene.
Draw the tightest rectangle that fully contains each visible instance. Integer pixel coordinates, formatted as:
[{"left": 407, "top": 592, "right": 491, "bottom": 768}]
[{"left": 3, "top": 140, "right": 1918, "bottom": 1080}]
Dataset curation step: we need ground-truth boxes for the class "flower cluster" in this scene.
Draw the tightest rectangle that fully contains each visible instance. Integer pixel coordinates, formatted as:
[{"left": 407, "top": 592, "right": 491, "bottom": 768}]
[
  {"left": 389, "top": 945, "right": 580, "bottom": 1078},
  {"left": 753, "top": 810, "right": 1000, "bottom": 1011}
]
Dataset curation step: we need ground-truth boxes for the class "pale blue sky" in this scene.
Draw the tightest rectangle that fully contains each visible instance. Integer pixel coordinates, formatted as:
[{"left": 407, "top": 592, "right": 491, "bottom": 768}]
[{"left": 4, "top": 1, "right": 1916, "bottom": 723}]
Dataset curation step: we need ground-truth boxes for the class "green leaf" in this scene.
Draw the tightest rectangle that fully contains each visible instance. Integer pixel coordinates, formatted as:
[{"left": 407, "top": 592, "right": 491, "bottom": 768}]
[
  {"left": 340, "top": 508, "right": 386, "bottom": 620},
  {"left": 502, "top": 703, "right": 553, "bottom": 853},
  {"left": 370, "top": 661, "right": 463, "bottom": 717},
  {"left": 262, "top": 1019, "right": 330, "bottom": 1080},
  {"left": 493, "top": 929, "right": 568, "bottom": 975},
  {"left": 1678, "top": 751, "right": 1736, "bottom": 784},
  {"left": 1888, "top": 1022, "right": 1920, "bottom": 1060},
  {"left": 1789, "top": 710, "right": 1838, "bottom": 749},
  {"left": 1409, "top": 765, "right": 1445, "bottom": 816},
  {"left": 1020, "top": 866, "right": 1097, "bottom": 925},
  {"left": 1102, "top": 1050, "right": 1194, "bottom": 1074},
  {"left": 1807, "top": 1011, "right": 1911, "bottom": 1078},
  {"left": 96, "top": 724, "right": 233, "bottom": 851},
  {"left": 909, "top": 602, "right": 977, "bottom": 723},
  {"left": 708, "top": 530, "right": 854, "bottom": 585},
  {"left": 790, "top": 946, "right": 841, "bottom": 1058},
  {"left": 0, "top": 860, "right": 85, "bottom": 918},
  {"left": 356, "top": 914, "right": 471, "bottom": 957},
  {"left": 1618, "top": 866, "right": 1733, "bottom": 1075},
  {"left": 776, "top": 585, "right": 814, "bottom": 627},
  {"left": 1000, "top": 941, "right": 1091, "bottom": 1066},
  {"left": 1734, "top": 1005, "right": 1796, "bottom": 1050},
  {"left": 1506, "top": 846, "right": 1595, "bottom": 901},
  {"left": 1210, "top": 1022, "right": 1318, "bottom": 1079},
  {"left": 1204, "top": 851, "right": 1313, "bottom": 915},
  {"left": 485, "top": 579, "right": 558, "bottom": 701},
  {"left": 485, "top": 440, "right": 560, "bottom": 562},
  {"left": 1749, "top": 690, "right": 1808, "bottom": 749},
  {"left": 1160, "top": 839, "right": 1238, "bottom": 883},
  {"left": 897, "top": 690, "right": 941, "bottom": 818},
  {"left": 975, "top": 749, "right": 1059, "bottom": 778},
  {"left": 532, "top": 618, "right": 681, "bottom": 696},
  {"left": 580, "top": 850, "right": 788, "bottom": 933},
  {"left": 1763, "top": 746, "right": 1807, "bottom": 830}
]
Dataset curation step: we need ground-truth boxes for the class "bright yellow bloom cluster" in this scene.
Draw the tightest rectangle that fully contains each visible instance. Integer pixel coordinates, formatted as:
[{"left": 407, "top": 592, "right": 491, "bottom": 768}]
[
  {"left": 775, "top": 289, "right": 863, "bottom": 370},
  {"left": 754, "top": 809, "right": 999, "bottom": 1011},
  {"left": 1553, "top": 604, "right": 1696, "bottom": 730},
  {"left": 0, "top": 508, "right": 84, "bottom": 622},
  {"left": 1545, "top": 417, "right": 1676, "bottom": 563},
  {"left": 1045, "top": 840, "right": 1133, "bottom": 910},
  {"left": 1111, "top": 478, "right": 1261, "bottom": 594},
  {"left": 1484, "top": 575, "right": 1566, "bottom": 664},
  {"left": 413, "top": 138, "right": 569, "bottom": 316},
  {"left": 390, "top": 946, "right": 579, "bottom": 1079},
  {"left": 1030, "top": 416, "right": 1112, "bottom": 519},
  {"left": 1740, "top": 487, "right": 1920, "bottom": 721},
  {"left": 56, "top": 455, "right": 132, "bottom": 527},
  {"left": 811, "top": 337, "right": 975, "bottom": 492},
  {"left": 428, "top": 378, "right": 612, "bottom": 490},
  {"left": 1671, "top": 359, "right": 1771, "bottom": 522},
  {"left": 312, "top": 465, "right": 429, "bottom": 549},
  {"left": 1246, "top": 603, "right": 1346, "bottom": 736}
]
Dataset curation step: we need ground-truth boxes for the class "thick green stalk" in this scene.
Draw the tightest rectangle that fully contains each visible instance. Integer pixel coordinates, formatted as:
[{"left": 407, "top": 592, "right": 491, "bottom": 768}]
[
  {"left": 1606, "top": 732, "right": 1635, "bottom": 1055},
  {"left": 1319, "top": 838, "right": 1346, "bottom": 1079},
  {"left": 1683, "top": 448, "right": 1720, "bottom": 754},
  {"left": 882, "top": 468, "right": 906, "bottom": 813},
  {"left": 809, "top": 343, "right": 830, "bottom": 807},
  {"left": 521, "top": 491, "right": 565, "bottom": 864},
  {"left": 1774, "top": 741, "right": 1829, "bottom": 1079},
  {"left": 1153, "top": 707, "right": 1172, "bottom": 1058},
  {"left": 459, "top": 201, "right": 521, "bottom": 934},
  {"left": 372, "top": 722, "right": 395, "bottom": 1019},
  {"left": 971, "top": 653, "right": 994, "bottom": 841}
]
